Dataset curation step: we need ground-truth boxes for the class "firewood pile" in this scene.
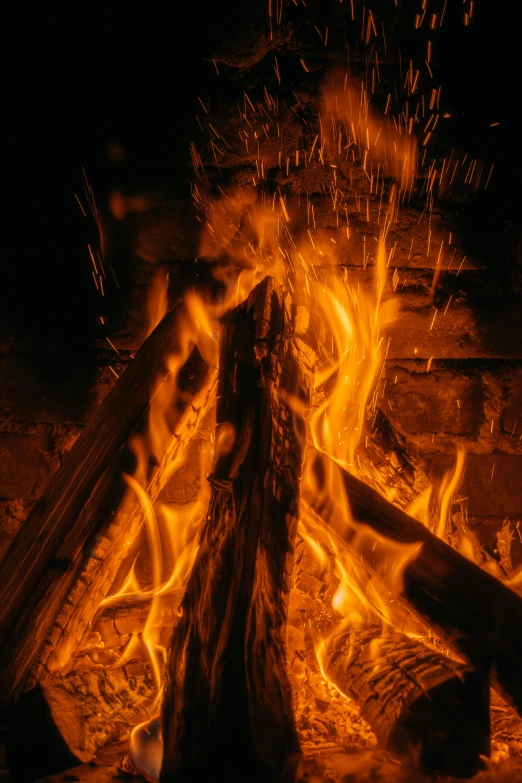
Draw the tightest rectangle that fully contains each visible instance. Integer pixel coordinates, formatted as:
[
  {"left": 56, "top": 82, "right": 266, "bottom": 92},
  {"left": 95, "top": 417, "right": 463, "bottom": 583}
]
[{"left": 1, "top": 276, "right": 522, "bottom": 783}]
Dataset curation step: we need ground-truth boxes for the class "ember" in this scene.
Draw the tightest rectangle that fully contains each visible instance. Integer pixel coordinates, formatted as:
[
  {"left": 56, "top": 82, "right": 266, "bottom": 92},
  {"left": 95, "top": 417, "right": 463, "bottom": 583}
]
[{"left": 1, "top": 1, "right": 522, "bottom": 782}]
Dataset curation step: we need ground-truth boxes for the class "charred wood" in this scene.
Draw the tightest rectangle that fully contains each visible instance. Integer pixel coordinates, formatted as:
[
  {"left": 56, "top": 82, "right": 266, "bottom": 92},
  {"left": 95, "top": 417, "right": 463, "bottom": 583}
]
[
  {"left": 160, "top": 277, "right": 315, "bottom": 783},
  {"left": 304, "top": 449, "right": 522, "bottom": 717},
  {"left": 39, "top": 659, "right": 158, "bottom": 763},
  {"left": 325, "top": 625, "right": 490, "bottom": 778},
  {"left": 0, "top": 305, "right": 217, "bottom": 702}
]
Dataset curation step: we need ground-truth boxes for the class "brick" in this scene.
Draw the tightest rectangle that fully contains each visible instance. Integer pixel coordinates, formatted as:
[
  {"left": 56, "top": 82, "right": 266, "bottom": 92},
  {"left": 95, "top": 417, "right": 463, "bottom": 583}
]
[
  {"left": 0, "top": 432, "right": 60, "bottom": 500},
  {"left": 502, "top": 373, "right": 522, "bottom": 437},
  {"left": 424, "top": 453, "right": 522, "bottom": 517},
  {"left": 387, "top": 295, "right": 522, "bottom": 359},
  {"left": 280, "top": 194, "right": 480, "bottom": 270},
  {"left": 384, "top": 367, "right": 484, "bottom": 435},
  {"left": 476, "top": 295, "right": 522, "bottom": 360},
  {"left": 0, "top": 352, "right": 123, "bottom": 423},
  {"left": 468, "top": 517, "right": 522, "bottom": 570},
  {"left": 387, "top": 302, "right": 480, "bottom": 359}
]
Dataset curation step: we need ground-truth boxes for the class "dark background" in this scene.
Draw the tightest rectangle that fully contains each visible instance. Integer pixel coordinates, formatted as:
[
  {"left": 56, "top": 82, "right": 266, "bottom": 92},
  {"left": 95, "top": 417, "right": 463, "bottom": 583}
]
[{"left": 0, "top": 0, "right": 518, "bottom": 347}]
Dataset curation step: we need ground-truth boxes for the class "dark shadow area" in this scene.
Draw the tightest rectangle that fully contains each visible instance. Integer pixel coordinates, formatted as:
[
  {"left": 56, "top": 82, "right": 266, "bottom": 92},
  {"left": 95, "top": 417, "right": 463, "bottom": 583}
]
[
  {"left": 4, "top": 686, "right": 79, "bottom": 780},
  {"left": 0, "top": 0, "right": 260, "bottom": 349}
]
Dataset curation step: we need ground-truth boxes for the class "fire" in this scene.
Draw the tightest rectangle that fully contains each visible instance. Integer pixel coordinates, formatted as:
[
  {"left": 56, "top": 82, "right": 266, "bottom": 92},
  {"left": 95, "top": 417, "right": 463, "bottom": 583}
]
[
  {"left": 307, "top": 234, "right": 396, "bottom": 476},
  {"left": 321, "top": 72, "right": 418, "bottom": 193},
  {"left": 90, "top": 63, "right": 510, "bottom": 778},
  {"left": 99, "top": 277, "right": 217, "bottom": 701}
]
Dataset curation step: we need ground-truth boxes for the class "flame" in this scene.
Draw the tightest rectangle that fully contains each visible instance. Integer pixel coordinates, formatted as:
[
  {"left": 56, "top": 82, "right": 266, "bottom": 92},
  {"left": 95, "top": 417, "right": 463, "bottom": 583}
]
[
  {"left": 100, "top": 478, "right": 207, "bottom": 697},
  {"left": 129, "top": 717, "right": 163, "bottom": 783},
  {"left": 321, "top": 72, "right": 418, "bottom": 193},
  {"left": 406, "top": 448, "right": 467, "bottom": 542},
  {"left": 435, "top": 447, "right": 466, "bottom": 539},
  {"left": 307, "top": 235, "right": 396, "bottom": 475},
  {"left": 406, "top": 487, "right": 433, "bottom": 528},
  {"left": 101, "top": 280, "right": 217, "bottom": 711}
]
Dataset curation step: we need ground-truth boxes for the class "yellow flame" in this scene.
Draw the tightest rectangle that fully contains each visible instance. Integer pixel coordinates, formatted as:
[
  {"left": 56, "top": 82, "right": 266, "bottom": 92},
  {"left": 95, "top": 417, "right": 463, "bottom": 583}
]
[
  {"left": 436, "top": 448, "right": 466, "bottom": 539},
  {"left": 101, "top": 287, "right": 216, "bottom": 700}
]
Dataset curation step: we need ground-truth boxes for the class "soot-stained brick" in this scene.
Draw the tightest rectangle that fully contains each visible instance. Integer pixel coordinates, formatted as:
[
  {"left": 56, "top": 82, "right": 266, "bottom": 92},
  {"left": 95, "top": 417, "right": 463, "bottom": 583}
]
[
  {"left": 0, "top": 432, "right": 60, "bottom": 500},
  {"left": 384, "top": 367, "right": 484, "bottom": 436},
  {"left": 424, "top": 452, "right": 522, "bottom": 517}
]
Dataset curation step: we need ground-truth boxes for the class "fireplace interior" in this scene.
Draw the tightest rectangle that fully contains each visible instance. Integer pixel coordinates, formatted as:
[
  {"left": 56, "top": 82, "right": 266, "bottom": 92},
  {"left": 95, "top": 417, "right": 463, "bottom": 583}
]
[{"left": 1, "top": 1, "right": 522, "bottom": 782}]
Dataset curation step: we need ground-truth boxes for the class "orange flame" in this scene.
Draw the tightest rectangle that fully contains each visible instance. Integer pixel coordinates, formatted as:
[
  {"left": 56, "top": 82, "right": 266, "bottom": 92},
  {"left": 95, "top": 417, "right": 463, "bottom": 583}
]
[{"left": 321, "top": 72, "right": 418, "bottom": 192}]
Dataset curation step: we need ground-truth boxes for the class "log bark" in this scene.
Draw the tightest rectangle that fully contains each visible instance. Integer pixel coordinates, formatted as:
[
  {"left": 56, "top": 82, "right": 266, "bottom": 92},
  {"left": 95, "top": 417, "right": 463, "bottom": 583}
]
[
  {"left": 303, "top": 449, "right": 522, "bottom": 716},
  {"left": 0, "top": 304, "right": 217, "bottom": 702},
  {"left": 325, "top": 625, "right": 490, "bottom": 778},
  {"left": 160, "top": 278, "right": 315, "bottom": 783}
]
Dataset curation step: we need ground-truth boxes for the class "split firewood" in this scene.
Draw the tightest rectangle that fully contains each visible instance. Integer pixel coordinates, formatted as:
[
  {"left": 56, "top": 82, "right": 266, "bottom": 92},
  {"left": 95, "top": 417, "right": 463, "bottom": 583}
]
[
  {"left": 160, "top": 277, "right": 315, "bottom": 783},
  {"left": 39, "top": 659, "right": 158, "bottom": 763},
  {"left": 304, "top": 448, "right": 522, "bottom": 716},
  {"left": 31, "top": 435, "right": 212, "bottom": 765},
  {"left": 0, "top": 303, "right": 217, "bottom": 702},
  {"left": 325, "top": 625, "right": 490, "bottom": 778}
]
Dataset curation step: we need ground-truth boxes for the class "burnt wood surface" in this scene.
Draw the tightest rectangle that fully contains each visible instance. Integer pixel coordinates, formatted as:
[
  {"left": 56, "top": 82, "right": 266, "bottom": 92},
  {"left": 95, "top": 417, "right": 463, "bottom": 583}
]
[
  {"left": 160, "top": 278, "right": 314, "bottom": 783},
  {"left": 0, "top": 305, "right": 217, "bottom": 702},
  {"left": 304, "top": 449, "right": 522, "bottom": 717},
  {"left": 326, "top": 625, "right": 490, "bottom": 778}
]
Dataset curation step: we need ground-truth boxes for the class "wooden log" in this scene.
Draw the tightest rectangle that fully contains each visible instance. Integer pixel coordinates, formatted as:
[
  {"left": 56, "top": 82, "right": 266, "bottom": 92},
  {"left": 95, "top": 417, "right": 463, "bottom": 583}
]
[
  {"left": 0, "top": 304, "right": 217, "bottom": 702},
  {"left": 303, "top": 448, "right": 522, "bottom": 716},
  {"left": 325, "top": 625, "right": 490, "bottom": 778},
  {"left": 160, "top": 278, "right": 315, "bottom": 783},
  {"left": 39, "top": 658, "right": 158, "bottom": 763},
  {"left": 68, "top": 591, "right": 185, "bottom": 670}
]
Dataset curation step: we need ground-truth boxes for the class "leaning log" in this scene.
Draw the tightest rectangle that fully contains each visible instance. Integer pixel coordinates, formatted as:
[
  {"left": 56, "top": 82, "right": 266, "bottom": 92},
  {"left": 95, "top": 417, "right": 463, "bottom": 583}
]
[
  {"left": 325, "top": 625, "right": 490, "bottom": 778},
  {"left": 304, "top": 448, "right": 522, "bottom": 716},
  {"left": 160, "top": 278, "right": 315, "bottom": 783},
  {"left": 0, "top": 303, "right": 217, "bottom": 702}
]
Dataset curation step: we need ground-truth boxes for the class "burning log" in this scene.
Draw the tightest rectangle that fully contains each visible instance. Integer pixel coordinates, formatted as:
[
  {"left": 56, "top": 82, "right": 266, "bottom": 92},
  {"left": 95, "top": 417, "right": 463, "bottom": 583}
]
[
  {"left": 304, "top": 449, "right": 522, "bottom": 717},
  {"left": 160, "top": 278, "right": 315, "bottom": 783},
  {"left": 325, "top": 625, "right": 490, "bottom": 778},
  {"left": 0, "top": 304, "right": 217, "bottom": 702}
]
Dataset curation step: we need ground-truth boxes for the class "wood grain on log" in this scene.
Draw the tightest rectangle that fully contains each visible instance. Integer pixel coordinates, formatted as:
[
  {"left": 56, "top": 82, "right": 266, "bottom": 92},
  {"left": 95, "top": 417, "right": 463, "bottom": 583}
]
[
  {"left": 0, "top": 304, "right": 217, "bottom": 702},
  {"left": 69, "top": 591, "right": 185, "bottom": 670},
  {"left": 160, "top": 278, "right": 315, "bottom": 783},
  {"left": 40, "top": 658, "right": 158, "bottom": 762},
  {"left": 326, "top": 625, "right": 490, "bottom": 778},
  {"left": 303, "top": 449, "right": 522, "bottom": 716}
]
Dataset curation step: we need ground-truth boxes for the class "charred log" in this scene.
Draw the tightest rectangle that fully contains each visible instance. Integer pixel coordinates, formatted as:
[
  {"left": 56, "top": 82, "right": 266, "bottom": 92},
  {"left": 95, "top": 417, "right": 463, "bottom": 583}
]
[
  {"left": 0, "top": 305, "right": 217, "bottom": 702},
  {"left": 304, "top": 449, "right": 522, "bottom": 716},
  {"left": 160, "top": 278, "right": 315, "bottom": 783},
  {"left": 39, "top": 659, "right": 158, "bottom": 763},
  {"left": 325, "top": 625, "right": 490, "bottom": 778}
]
